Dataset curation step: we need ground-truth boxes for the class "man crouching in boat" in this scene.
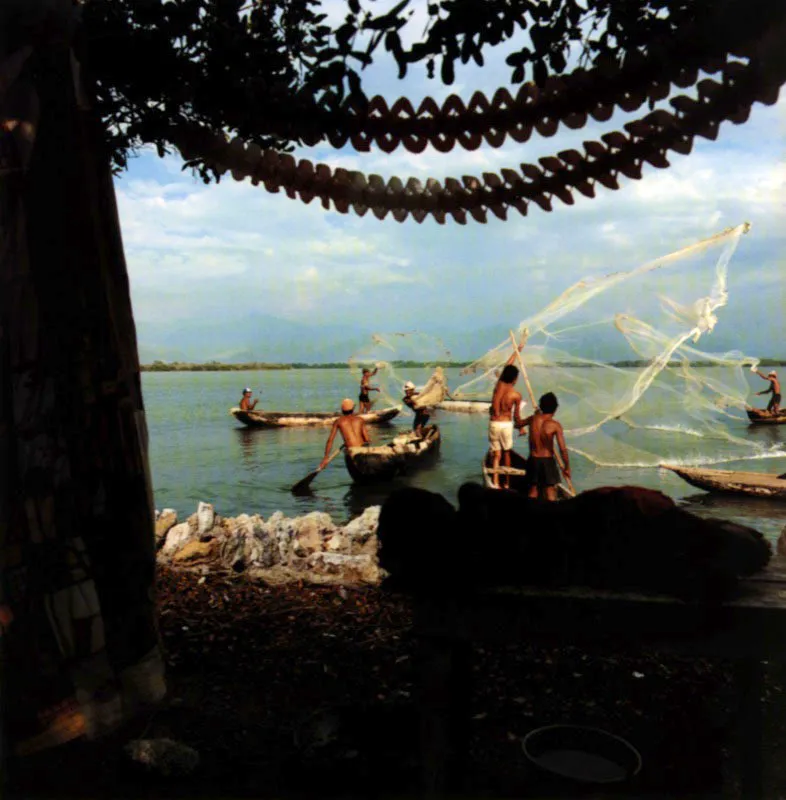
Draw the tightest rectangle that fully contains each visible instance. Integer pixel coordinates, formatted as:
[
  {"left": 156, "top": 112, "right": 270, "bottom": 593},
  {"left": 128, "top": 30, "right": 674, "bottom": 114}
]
[
  {"left": 402, "top": 381, "right": 431, "bottom": 437},
  {"left": 240, "top": 387, "right": 258, "bottom": 411},
  {"left": 319, "top": 398, "right": 371, "bottom": 469},
  {"left": 488, "top": 345, "right": 526, "bottom": 489},
  {"left": 518, "top": 392, "right": 571, "bottom": 502}
]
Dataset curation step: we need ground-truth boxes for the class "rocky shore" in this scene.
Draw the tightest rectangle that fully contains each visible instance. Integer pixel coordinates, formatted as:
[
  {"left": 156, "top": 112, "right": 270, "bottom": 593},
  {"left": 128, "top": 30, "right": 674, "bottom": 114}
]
[{"left": 156, "top": 502, "right": 382, "bottom": 585}]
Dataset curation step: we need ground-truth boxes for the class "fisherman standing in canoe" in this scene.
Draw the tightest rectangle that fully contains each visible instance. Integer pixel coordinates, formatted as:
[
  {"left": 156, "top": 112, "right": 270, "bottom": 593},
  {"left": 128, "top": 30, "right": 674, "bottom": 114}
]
[
  {"left": 753, "top": 369, "right": 781, "bottom": 415},
  {"left": 319, "top": 399, "right": 371, "bottom": 469},
  {"left": 488, "top": 344, "right": 527, "bottom": 489},
  {"left": 518, "top": 392, "right": 571, "bottom": 502},
  {"left": 402, "top": 381, "right": 431, "bottom": 437},
  {"left": 239, "top": 387, "right": 258, "bottom": 411},
  {"left": 359, "top": 367, "right": 380, "bottom": 414}
]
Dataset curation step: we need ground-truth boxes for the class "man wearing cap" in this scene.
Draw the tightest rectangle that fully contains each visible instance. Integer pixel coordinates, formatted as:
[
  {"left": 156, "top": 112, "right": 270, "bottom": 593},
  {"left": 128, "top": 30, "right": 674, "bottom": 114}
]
[
  {"left": 754, "top": 369, "right": 781, "bottom": 415},
  {"left": 319, "top": 399, "right": 371, "bottom": 469},
  {"left": 239, "top": 388, "right": 258, "bottom": 412},
  {"left": 402, "top": 381, "right": 430, "bottom": 437}
]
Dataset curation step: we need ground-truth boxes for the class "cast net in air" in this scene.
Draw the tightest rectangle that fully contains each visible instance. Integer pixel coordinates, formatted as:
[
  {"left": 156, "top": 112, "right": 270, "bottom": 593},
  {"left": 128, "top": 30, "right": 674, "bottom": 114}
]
[
  {"left": 451, "top": 221, "right": 785, "bottom": 468},
  {"left": 353, "top": 222, "right": 784, "bottom": 469}
]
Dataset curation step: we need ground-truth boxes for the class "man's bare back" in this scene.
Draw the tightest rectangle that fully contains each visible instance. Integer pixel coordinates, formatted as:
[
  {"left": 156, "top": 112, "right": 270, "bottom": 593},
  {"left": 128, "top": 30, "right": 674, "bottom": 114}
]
[
  {"left": 490, "top": 382, "right": 523, "bottom": 423},
  {"left": 334, "top": 414, "right": 370, "bottom": 449},
  {"left": 320, "top": 399, "right": 370, "bottom": 469},
  {"left": 527, "top": 413, "right": 562, "bottom": 457}
]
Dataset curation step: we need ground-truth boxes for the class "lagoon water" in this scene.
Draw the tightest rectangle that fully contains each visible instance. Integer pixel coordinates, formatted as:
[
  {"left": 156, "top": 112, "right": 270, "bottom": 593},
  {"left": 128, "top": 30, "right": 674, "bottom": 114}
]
[{"left": 142, "top": 367, "right": 786, "bottom": 543}]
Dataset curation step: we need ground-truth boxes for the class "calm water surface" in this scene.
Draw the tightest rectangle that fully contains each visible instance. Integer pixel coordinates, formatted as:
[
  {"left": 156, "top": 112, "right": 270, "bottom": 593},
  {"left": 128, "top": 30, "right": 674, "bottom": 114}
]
[{"left": 142, "top": 368, "right": 786, "bottom": 543}]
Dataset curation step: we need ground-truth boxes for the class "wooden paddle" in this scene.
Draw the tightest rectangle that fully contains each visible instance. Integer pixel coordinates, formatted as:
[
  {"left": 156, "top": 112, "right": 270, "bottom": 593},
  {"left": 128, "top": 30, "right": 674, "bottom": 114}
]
[
  {"left": 508, "top": 329, "right": 577, "bottom": 498},
  {"left": 291, "top": 446, "right": 343, "bottom": 494}
]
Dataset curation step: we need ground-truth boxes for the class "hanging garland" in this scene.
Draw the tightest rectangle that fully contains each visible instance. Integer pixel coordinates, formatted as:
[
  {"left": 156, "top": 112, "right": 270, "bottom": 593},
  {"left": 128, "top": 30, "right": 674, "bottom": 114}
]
[{"left": 173, "top": 32, "right": 785, "bottom": 225}]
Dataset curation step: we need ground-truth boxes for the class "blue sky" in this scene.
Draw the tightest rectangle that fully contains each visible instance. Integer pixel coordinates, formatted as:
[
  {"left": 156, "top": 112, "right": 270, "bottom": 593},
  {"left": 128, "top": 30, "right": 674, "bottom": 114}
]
[{"left": 115, "top": 4, "right": 786, "bottom": 361}]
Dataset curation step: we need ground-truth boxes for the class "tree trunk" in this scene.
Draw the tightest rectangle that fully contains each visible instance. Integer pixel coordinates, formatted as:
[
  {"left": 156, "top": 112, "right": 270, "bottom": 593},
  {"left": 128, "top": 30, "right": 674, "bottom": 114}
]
[{"left": 0, "top": 29, "right": 165, "bottom": 759}]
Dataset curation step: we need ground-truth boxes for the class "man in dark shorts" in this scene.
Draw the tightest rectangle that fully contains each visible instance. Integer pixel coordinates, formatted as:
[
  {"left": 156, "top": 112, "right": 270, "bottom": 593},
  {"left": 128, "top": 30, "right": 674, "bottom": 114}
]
[
  {"left": 402, "top": 381, "right": 430, "bottom": 436},
  {"left": 518, "top": 391, "right": 571, "bottom": 501},
  {"left": 754, "top": 369, "right": 781, "bottom": 415},
  {"left": 358, "top": 367, "right": 380, "bottom": 413}
]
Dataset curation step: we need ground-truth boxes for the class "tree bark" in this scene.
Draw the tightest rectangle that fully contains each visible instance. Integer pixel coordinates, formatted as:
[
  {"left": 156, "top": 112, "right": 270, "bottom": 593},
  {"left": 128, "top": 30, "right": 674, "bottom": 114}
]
[{"left": 0, "top": 29, "right": 165, "bottom": 758}]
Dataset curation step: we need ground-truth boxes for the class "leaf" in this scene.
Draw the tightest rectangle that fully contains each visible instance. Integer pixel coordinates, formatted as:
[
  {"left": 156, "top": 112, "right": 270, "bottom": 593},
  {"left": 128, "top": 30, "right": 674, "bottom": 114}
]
[
  {"left": 511, "top": 63, "right": 525, "bottom": 83},
  {"left": 348, "top": 0, "right": 361, "bottom": 13}
]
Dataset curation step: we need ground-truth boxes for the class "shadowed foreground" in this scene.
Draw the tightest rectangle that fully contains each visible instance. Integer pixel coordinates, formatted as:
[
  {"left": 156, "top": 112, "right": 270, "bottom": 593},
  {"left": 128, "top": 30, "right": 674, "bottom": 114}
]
[{"left": 7, "top": 566, "right": 786, "bottom": 799}]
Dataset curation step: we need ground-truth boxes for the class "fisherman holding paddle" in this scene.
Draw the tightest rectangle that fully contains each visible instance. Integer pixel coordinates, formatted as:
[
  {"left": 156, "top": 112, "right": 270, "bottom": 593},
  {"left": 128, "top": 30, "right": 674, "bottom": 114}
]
[
  {"left": 292, "top": 399, "right": 371, "bottom": 493},
  {"left": 319, "top": 399, "right": 371, "bottom": 469}
]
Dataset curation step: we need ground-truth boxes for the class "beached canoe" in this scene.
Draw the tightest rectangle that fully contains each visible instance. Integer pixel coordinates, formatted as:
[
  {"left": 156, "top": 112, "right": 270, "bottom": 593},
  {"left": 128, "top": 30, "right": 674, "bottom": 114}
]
[
  {"left": 662, "top": 464, "right": 786, "bottom": 500},
  {"left": 746, "top": 407, "right": 786, "bottom": 425},
  {"left": 481, "top": 450, "right": 572, "bottom": 499},
  {"left": 231, "top": 406, "right": 401, "bottom": 428},
  {"left": 344, "top": 426, "right": 441, "bottom": 484},
  {"left": 435, "top": 399, "right": 492, "bottom": 414}
]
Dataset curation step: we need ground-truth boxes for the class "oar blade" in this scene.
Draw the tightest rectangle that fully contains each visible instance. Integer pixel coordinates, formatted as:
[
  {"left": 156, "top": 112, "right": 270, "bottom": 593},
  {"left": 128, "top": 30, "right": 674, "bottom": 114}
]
[{"left": 291, "top": 469, "right": 321, "bottom": 495}]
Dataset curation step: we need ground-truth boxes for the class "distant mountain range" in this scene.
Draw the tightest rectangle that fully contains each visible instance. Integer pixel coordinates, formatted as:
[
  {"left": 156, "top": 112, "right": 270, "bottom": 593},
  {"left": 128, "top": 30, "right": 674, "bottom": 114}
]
[{"left": 135, "top": 313, "right": 765, "bottom": 365}]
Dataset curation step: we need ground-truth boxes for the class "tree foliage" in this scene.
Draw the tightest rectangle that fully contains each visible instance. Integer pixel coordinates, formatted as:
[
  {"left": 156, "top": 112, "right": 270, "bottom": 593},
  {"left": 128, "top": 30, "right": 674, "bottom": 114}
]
[{"left": 72, "top": 0, "right": 731, "bottom": 176}]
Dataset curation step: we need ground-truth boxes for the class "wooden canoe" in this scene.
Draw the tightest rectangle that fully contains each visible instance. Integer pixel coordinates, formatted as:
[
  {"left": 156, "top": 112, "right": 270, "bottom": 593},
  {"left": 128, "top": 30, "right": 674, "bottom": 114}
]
[
  {"left": 231, "top": 406, "right": 401, "bottom": 428},
  {"left": 435, "top": 399, "right": 492, "bottom": 414},
  {"left": 661, "top": 464, "right": 786, "bottom": 500},
  {"left": 344, "top": 426, "right": 441, "bottom": 484},
  {"left": 481, "top": 450, "right": 571, "bottom": 499},
  {"left": 746, "top": 407, "right": 786, "bottom": 425}
]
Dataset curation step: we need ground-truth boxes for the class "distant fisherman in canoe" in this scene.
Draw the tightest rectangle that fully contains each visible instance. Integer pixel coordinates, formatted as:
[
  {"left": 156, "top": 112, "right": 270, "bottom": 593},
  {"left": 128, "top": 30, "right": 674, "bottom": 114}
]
[
  {"left": 402, "top": 381, "right": 430, "bottom": 437},
  {"left": 319, "top": 399, "right": 371, "bottom": 469},
  {"left": 518, "top": 392, "right": 571, "bottom": 502},
  {"left": 239, "top": 387, "right": 258, "bottom": 412},
  {"left": 753, "top": 369, "right": 781, "bottom": 415},
  {"left": 488, "top": 344, "right": 526, "bottom": 489},
  {"left": 359, "top": 367, "right": 380, "bottom": 414}
]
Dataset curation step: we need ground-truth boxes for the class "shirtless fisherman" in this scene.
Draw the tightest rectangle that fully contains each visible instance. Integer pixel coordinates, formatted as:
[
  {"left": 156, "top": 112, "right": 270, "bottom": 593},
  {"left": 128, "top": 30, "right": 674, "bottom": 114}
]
[
  {"left": 359, "top": 367, "right": 380, "bottom": 414},
  {"left": 488, "top": 344, "right": 526, "bottom": 489},
  {"left": 754, "top": 369, "right": 781, "bottom": 415},
  {"left": 319, "top": 399, "right": 371, "bottom": 469},
  {"left": 239, "top": 387, "right": 258, "bottom": 411},
  {"left": 518, "top": 392, "right": 571, "bottom": 502},
  {"left": 402, "top": 381, "right": 430, "bottom": 437}
]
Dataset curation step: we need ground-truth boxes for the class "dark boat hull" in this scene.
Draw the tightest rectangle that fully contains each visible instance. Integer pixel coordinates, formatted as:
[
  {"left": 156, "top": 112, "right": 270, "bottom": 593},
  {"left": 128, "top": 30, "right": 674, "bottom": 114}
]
[
  {"left": 344, "top": 427, "right": 441, "bottom": 484},
  {"left": 662, "top": 464, "right": 786, "bottom": 500},
  {"left": 231, "top": 406, "right": 401, "bottom": 428},
  {"left": 482, "top": 450, "right": 571, "bottom": 500},
  {"left": 746, "top": 407, "right": 786, "bottom": 425}
]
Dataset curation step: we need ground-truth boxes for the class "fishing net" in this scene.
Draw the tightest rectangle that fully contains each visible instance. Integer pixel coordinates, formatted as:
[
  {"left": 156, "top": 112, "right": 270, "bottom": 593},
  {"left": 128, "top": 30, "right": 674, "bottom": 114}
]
[
  {"left": 353, "top": 222, "right": 784, "bottom": 470},
  {"left": 348, "top": 332, "right": 453, "bottom": 408},
  {"left": 452, "top": 221, "right": 786, "bottom": 468}
]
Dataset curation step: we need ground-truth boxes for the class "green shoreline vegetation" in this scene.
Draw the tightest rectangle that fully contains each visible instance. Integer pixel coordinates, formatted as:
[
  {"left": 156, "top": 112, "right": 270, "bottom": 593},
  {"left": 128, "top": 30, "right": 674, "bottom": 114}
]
[{"left": 142, "top": 358, "right": 786, "bottom": 372}]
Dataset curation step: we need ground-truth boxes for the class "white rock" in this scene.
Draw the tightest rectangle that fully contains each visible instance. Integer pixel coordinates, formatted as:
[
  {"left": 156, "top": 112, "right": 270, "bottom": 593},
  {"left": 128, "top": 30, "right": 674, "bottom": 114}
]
[
  {"left": 342, "top": 506, "right": 381, "bottom": 548},
  {"left": 160, "top": 522, "right": 193, "bottom": 557},
  {"left": 196, "top": 501, "right": 215, "bottom": 534}
]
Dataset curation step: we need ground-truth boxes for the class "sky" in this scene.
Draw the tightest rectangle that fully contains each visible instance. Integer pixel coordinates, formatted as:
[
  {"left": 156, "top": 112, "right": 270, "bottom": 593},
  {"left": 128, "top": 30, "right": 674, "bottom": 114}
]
[{"left": 114, "top": 3, "right": 786, "bottom": 363}]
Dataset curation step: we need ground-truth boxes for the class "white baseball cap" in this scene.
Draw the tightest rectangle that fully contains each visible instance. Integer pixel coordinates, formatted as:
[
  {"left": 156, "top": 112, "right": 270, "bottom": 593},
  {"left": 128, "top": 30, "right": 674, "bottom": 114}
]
[{"left": 403, "top": 381, "right": 415, "bottom": 391}]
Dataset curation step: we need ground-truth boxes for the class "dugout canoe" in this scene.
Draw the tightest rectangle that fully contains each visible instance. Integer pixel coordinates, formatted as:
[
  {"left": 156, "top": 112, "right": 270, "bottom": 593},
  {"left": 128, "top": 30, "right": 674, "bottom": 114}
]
[
  {"left": 435, "top": 399, "right": 492, "bottom": 413},
  {"left": 230, "top": 406, "right": 401, "bottom": 428},
  {"left": 746, "top": 407, "right": 786, "bottom": 425},
  {"left": 482, "top": 450, "right": 572, "bottom": 499},
  {"left": 344, "top": 426, "right": 441, "bottom": 484},
  {"left": 661, "top": 464, "right": 786, "bottom": 500}
]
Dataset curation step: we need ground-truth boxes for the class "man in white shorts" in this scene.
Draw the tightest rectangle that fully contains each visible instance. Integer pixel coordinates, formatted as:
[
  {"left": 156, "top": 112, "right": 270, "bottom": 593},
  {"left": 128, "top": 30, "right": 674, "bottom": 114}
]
[{"left": 488, "top": 344, "right": 526, "bottom": 489}]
